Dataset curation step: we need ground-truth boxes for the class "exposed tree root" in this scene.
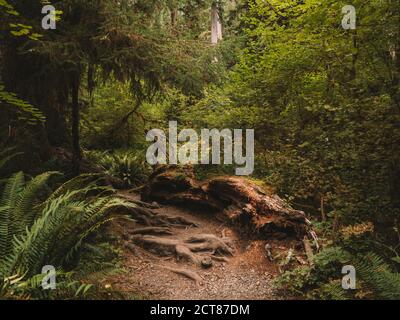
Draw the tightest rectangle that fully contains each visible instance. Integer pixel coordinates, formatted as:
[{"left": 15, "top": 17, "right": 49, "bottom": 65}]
[
  {"left": 121, "top": 205, "right": 198, "bottom": 228},
  {"left": 123, "top": 241, "right": 141, "bottom": 257},
  {"left": 114, "top": 193, "right": 234, "bottom": 271},
  {"left": 132, "top": 234, "right": 234, "bottom": 267},
  {"left": 117, "top": 193, "right": 160, "bottom": 209},
  {"left": 185, "top": 234, "right": 234, "bottom": 256},
  {"left": 175, "top": 244, "right": 201, "bottom": 265},
  {"left": 157, "top": 265, "right": 204, "bottom": 286},
  {"left": 210, "top": 255, "right": 229, "bottom": 263},
  {"left": 132, "top": 227, "right": 173, "bottom": 235},
  {"left": 112, "top": 166, "right": 319, "bottom": 278}
]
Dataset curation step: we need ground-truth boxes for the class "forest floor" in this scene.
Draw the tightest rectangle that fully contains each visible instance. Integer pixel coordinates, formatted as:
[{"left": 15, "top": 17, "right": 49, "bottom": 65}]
[{"left": 103, "top": 192, "right": 291, "bottom": 300}]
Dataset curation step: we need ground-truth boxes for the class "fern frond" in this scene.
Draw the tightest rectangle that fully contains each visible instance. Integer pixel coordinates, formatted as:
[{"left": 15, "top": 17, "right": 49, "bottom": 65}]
[
  {"left": 1, "top": 171, "right": 136, "bottom": 299},
  {"left": 356, "top": 253, "right": 400, "bottom": 300},
  {"left": 44, "top": 173, "right": 105, "bottom": 203},
  {"left": 0, "top": 149, "right": 23, "bottom": 172},
  {"left": 0, "top": 172, "right": 25, "bottom": 209},
  {"left": 14, "top": 171, "right": 60, "bottom": 229},
  {"left": 318, "top": 280, "right": 350, "bottom": 300},
  {"left": 0, "top": 172, "right": 25, "bottom": 258}
]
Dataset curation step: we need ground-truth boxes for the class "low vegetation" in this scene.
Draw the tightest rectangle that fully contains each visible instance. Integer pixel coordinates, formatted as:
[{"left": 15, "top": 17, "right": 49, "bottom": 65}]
[{"left": 1, "top": 0, "right": 399, "bottom": 300}]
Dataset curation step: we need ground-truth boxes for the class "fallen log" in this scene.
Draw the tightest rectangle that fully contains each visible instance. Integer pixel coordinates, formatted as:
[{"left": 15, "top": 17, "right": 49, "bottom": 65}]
[{"left": 142, "top": 165, "right": 313, "bottom": 240}]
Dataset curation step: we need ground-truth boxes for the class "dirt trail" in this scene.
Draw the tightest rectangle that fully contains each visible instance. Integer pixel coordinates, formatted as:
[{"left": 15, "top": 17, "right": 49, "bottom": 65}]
[{"left": 107, "top": 192, "right": 287, "bottom": 300}]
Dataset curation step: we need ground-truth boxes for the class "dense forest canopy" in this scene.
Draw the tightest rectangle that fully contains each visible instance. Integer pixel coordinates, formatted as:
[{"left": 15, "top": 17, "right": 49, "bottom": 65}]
[{"left": 0, "top": 0, "right": 399, "bottom": 300}]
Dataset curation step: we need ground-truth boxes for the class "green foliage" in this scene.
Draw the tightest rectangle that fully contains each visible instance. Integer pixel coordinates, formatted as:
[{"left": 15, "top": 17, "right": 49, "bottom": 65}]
[
  {"left": 276, "top": 247, "right": 400, "bottom": 300},
  {"left": 0, "top": 171, "right": 136, "bottom": 299},
  {"left": 189, "top": 0, "right": 400, "bottom": 268},
  {"left": 355, "top": 253, "right": 400, "bottom": 300},
  {"left": 0, "top": 85, "right": 45, "bottom": 125},
  {"left": 86, "top": 150, "right": 150, "bottom": 188},
  {"left": 81, "top": 81, "right": 144, "bottom": 149},
  {"left": 0, "top": 0, "right": 43, "bottom": 40},
  {"left": 0, "top": 0, "right": 19, "bottom": 16},
  {"left": 8, "top": 23, "right": 42, "bottom": 40},
  {"left": 192, "top": 0, "right": 400, "bottom": 225},
  {"left": 274, "top": 265, "right": 313, "bottom": 296},
  {"left": 0, "top": 270, "right": 95, "bottom": 300},
  {"left": 275, "top": 246, "right": 351, "bottom": 296},
  {"left": 0, "top": 147, "right": 23, "bottom": 174},
  {"left": 0, "top": 0, "right": 399, "bottom": 301}
]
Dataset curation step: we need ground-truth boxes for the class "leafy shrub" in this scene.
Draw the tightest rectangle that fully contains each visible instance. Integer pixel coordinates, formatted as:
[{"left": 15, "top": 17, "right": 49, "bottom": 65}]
[{"left": 275, "top": 246, "right": 400, "bottom": 300}]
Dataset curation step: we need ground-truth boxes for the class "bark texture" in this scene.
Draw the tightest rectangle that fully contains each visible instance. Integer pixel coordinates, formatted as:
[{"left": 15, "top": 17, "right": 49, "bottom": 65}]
[{"left": 142, "top": 165, "right": 312, "bottom": 240}]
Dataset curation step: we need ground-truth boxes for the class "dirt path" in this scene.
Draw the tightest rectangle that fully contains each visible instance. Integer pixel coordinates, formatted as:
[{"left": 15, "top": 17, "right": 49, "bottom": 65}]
[{"left": 107, "top": 193, "right": 284, "bottom": 300}]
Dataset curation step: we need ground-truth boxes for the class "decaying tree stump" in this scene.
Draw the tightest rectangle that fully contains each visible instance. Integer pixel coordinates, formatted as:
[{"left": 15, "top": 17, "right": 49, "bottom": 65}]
[{"left": 142, "top": 165, "right": 312, "bottom": 240}]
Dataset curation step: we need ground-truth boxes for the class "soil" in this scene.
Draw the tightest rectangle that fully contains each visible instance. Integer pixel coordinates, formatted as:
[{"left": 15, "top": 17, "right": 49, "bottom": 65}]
[{"left": 105, "top": 192, "right": 299, "bottom": 300}]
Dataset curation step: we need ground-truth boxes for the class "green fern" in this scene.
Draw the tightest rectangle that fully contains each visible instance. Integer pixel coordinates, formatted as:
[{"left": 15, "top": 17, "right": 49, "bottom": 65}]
[
  {"left": 0, "top": 171, "right": 57, "bottom": 259},
  {"left": 0, "top": 147, "right": 23, "bottom": 173},
  {"left": 0, "top": 172, "right": 136, "bottom": 299},
  {"left": 305, "top": 280, "right": 349, "bottom": 300},
  {"left": 275, "top": 247, "right": 400, "bottom": 300},
  {"left": 0, "top": 84, "right": 45, "bottom": 125},
  {"left": 85, "top": 150, "right": 149, "bottom": 188},
  {"left": 355, "top": 253, "right": 400, "bottom": 300}
]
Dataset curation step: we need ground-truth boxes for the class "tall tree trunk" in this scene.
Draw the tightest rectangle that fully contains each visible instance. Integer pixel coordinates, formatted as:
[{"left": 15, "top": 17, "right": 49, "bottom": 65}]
[
  {"left": 171, "top": 8, "right": 178, "bottom": 27},
  {"left": 211, "top": 3, "right": 222, "bottom": 45},
  {"left": 350, "top": 30, "right": 358, "bottom": 81},
  {"left": 392, "top": 2, "right": 400, "bottom": 111},
  {"left": 71, "top": 72, "right": 81, "bottom": 175}
]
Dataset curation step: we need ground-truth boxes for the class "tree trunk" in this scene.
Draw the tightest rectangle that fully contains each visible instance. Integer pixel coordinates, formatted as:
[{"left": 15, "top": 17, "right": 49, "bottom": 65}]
[
  {"left": 350, "top": 31, "right": 358, "bottom": 81},
  {"left": 211, "top": 3, "right": 222, "bottom": 45},
  {"left": 171, "top": 8, "right": 178, "bottom": 27},
  {"left": 71, "top": 72, "right": 81, "bottom": 175}
]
